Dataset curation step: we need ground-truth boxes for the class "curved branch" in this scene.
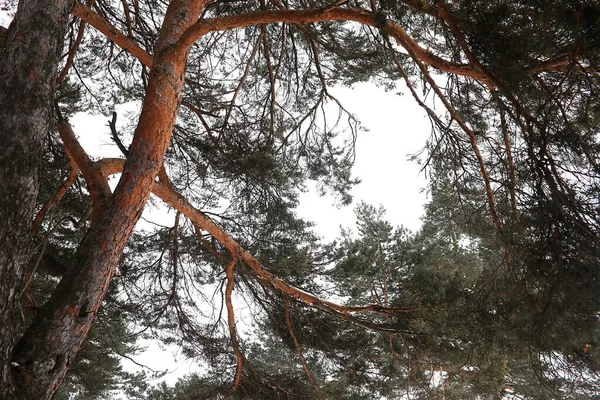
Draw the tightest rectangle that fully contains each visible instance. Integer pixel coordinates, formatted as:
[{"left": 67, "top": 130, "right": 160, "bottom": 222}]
[
  {"left": 176, "top": 8, "right": 483, "bottom": 81},
  {"left": 56, "top": 8, "right": 89, "bottom": 86},
  {"left": 284, "top": 297, "right": 321, "bottom": 397}
]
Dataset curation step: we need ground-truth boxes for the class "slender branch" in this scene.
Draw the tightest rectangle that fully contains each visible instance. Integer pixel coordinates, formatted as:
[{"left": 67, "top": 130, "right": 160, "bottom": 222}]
[
  {"left": 94, "top": 157, "right": 418, "bottom": 320},
  {"left": 115, "top": 350, "right": 165, "bottom": 374},
  {"left": 284, "top": 297, "right": 321, "bottom": 397},
  {"left": 221, "top": 33, "right": 262, "bottom": 137},
  {"left": 260, "top": 21, "right": 276, "bottom": 137},
  {"left": 392, "top": 34, "right": 503, "bottom": 230},
  {"left": 224, "top": 257, "right": 244, "bottom": 397},
  {"left": 56, "top": 0, "right": 94, "bottom": 87},
  {"left": 108, "top": 111, "right": 129, "bottom": 157},
  {"left": 120, "top": 0, "right": 134, "bottom": 38},
  {"left": 193, "top": 223, "right": 229, "bottom": 264},
  {"left": 170, "top": 212, "right": 180, "bottom": 302},
  {"left": 496, "top": 95, "right": 520, "bottom": 223}
]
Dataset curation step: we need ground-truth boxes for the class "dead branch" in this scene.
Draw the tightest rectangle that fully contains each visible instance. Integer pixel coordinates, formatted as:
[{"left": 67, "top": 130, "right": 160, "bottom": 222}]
[{"left": 108, "top": 111, "right": 129, "bottom": 157}]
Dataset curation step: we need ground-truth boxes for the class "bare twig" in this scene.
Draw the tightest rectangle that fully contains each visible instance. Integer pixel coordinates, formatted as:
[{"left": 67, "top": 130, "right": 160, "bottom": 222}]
[{"left": 108, "top": 111, "right": 130, "bottom": 157}]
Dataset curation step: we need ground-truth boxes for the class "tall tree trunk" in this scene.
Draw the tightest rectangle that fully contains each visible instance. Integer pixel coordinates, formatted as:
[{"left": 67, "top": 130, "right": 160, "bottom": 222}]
[
  {"left": 9, "top": 0, "right": 208, "bottom": 398},
  {"left": 0, "top": 0, "right": 74, "bottom": 397}
]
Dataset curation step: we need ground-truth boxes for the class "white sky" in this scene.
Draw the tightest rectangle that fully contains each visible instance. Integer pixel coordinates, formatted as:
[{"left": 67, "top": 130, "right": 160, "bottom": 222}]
[{"left": 296, "top": 83, "right": 429, "bottom": 239}]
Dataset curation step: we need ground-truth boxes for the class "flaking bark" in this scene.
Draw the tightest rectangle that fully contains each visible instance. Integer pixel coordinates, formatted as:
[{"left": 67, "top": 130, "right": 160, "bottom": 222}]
[{"left": 0, "top": 0, "right": 74, "bottom": 397}]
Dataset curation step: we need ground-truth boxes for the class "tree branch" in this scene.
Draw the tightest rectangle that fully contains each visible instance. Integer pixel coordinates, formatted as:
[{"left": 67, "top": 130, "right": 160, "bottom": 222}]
[
  {"left": 71, "top": 3, "right": 153, "bottom": 67},
  {"left": 224, "top": 257, "right": 243, "bottom": 397},
  {"left": 108, "top": 112, "right": 129, "bottom": 157},
  {"left": 94, "top": 158, "right": 418, "bottom": 322},
  {"left": 56, "top": 118, "right": 112, "bottom": 223},
  {"left": 175, "top": 7, "right": 485, "bottom": 81},
  {"left": 56, "top": 0, "right": 93, "bottom": 87}
]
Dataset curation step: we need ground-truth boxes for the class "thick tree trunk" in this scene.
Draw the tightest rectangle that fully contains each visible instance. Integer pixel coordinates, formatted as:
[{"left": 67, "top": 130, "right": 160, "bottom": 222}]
[
  {"left": 9, "top": 0, "right": 208, "bottom": 398},
  {"left": 0, "top": 0, "right": 74, "bottom": 397}
]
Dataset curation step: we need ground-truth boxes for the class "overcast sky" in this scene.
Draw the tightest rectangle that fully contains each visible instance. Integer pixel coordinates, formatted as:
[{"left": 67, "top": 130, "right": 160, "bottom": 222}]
[{"left": 295, "top": 83, "right": 430, "bottom": 239}]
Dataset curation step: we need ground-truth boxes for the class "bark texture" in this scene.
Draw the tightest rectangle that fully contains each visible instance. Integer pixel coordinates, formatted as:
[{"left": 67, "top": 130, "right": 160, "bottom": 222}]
[
  {"left": 0, "top": 0, "right": 74, "bottom": 397},
  {"left": 9, "top": 0, "right": 208, "bottom": 397}
]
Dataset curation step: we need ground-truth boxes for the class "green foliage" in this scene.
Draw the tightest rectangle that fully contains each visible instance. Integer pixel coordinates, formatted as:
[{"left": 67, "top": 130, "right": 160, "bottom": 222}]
[{"left": 19, "top": 0, "right": 600, "bottom": 398}]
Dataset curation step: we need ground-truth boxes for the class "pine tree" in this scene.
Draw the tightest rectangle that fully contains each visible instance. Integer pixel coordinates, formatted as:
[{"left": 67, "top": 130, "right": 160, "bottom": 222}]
[{"left": 1, "top": 0, "right": 599, "bottom": 398}]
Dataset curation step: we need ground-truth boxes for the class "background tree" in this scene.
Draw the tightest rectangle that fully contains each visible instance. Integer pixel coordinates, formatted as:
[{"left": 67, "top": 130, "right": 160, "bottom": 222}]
[{"left": 0, "top": 0, "right": 599, "bottom": 398}]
